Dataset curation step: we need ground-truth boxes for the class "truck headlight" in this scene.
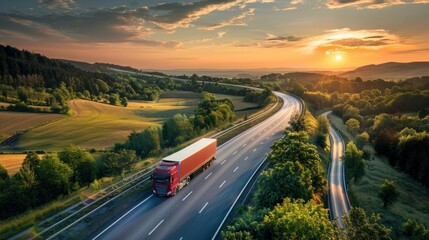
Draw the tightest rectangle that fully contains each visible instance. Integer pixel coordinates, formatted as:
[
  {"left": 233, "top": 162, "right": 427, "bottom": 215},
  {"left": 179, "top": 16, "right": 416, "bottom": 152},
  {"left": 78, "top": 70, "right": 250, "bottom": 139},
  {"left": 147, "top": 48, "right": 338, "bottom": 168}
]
[
  {"left": 167, "top": 191, "right": 172, "bottom": 195},
  {"left": 153, "top": 189, "right": 156, "bottom": 193}
]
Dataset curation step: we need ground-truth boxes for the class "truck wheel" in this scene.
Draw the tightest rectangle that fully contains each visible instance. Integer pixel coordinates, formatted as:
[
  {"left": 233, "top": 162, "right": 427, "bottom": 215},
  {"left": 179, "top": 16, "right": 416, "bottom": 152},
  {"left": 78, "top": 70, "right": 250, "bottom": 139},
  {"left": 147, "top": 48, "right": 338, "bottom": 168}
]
[{"left": 174, "top": 187, "right": 178, "bottom": 195}]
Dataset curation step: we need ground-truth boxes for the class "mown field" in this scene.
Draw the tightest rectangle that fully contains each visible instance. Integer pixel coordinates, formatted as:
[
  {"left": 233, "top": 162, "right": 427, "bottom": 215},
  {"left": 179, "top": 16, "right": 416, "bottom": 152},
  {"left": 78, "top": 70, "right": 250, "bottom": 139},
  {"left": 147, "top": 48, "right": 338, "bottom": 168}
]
[
  {"left": 5, "top": 91, "right": 258, "bottom": 152},
  {"left": 0, "top": 111, "right": 62, "bottom": 142},
  {"left": 0, "top": 154, "right": 44, "bottom": 175},
  {"left": 327, "top": 114, "right": 429, "bottom": 236}
]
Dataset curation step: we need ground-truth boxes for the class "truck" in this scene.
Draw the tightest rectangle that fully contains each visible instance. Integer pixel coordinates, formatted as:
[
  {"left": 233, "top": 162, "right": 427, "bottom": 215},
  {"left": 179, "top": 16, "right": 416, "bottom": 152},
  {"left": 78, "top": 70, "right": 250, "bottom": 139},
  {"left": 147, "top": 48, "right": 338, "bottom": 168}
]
[{"left": 152, "top": 138, "right": 217, "bottom": 197}]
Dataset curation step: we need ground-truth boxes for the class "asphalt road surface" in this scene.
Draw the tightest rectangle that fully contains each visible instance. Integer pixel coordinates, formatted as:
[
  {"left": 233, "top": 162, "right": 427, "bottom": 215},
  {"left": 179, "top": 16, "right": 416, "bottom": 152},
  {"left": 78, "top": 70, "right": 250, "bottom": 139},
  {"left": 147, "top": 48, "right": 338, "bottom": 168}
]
[
  {"left": 324, "top": 111, "right": 350, "bottom": 228},
  {"left": 90, "top": 92, "right": 302, "bottom": 240}
]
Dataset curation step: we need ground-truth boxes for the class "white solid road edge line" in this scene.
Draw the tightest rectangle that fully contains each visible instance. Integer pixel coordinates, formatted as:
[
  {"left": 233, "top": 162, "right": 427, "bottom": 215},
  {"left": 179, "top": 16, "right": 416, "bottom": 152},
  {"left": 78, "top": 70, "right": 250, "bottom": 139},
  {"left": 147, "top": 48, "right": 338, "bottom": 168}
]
[
  {"left": 148, "top": 219, "right": 165, "bottom": 236},
  {"left": 211, "top": 157, "right": 267, "bottom": 240},
  {"left": 199, "top": 202, "right": 209, "bottom": 214},
  {"left": 92, "top": 195, "right": 154, "bottom": 240}
]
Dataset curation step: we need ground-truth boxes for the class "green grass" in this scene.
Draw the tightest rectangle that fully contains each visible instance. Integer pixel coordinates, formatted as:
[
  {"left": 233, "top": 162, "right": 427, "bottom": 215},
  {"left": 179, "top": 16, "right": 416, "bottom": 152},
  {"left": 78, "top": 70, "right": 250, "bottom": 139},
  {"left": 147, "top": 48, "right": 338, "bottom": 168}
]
[
  {"left": 328, "top": 113, "right": 429, "bottom": 236},
  {"left": 12, "top": 91, "right": 259, "bottom": 151}
]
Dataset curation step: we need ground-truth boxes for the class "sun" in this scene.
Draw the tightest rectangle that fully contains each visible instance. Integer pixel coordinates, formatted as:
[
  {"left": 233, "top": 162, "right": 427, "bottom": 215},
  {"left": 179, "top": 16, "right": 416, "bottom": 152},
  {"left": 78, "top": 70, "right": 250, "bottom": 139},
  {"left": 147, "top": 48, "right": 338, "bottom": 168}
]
[{"left": 335, "top": 55, "right": 343, "bottom": 61}]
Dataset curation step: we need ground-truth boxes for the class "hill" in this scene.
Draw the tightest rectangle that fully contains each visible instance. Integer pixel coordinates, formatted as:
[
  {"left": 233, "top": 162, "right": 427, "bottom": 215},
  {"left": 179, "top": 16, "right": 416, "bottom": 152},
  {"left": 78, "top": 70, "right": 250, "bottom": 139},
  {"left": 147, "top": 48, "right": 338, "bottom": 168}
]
[
  {"left": 59, "top": 59, "right": 142, "bottom": 74},
  {"left": 340, "top": 62, "right": 429, "bottom": 81}
]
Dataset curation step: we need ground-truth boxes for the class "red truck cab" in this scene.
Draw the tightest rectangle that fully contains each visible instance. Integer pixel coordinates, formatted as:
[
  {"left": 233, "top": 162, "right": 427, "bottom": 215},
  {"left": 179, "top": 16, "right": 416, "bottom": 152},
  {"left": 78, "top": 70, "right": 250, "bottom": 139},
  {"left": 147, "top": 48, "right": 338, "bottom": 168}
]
[{"left": 152, "top": 162, "right": 180, "bottom": 196}]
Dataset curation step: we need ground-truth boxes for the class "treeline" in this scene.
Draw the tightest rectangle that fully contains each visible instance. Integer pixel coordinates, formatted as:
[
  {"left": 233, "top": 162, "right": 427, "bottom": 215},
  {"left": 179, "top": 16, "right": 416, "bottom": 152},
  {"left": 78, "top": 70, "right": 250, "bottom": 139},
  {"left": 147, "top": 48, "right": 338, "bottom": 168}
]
[
  {"left": 0, "top": 45, "right": 166, "bottom": 112},
  {"left": 115, "top": 92, "right": 236, "bottom": 157},
  {"left": 222, "top": 129, "right": 392, "bottom": 239},
  {"left": 175, "top": 73, "right": 254, "bottom": 86},
  {"left": 261, "top": 72, "right": 428, "bottom": 94},
  {"left": 0, "top": 146, "right": 138, "bottom": 219}
]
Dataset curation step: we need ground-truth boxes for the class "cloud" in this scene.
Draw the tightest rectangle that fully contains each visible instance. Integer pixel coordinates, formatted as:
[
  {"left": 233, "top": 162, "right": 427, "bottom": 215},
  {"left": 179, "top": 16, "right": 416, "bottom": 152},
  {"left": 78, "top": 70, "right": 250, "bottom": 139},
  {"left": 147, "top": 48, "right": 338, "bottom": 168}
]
[
  {"left": 144, "top": 0, "right": 269, "bottom": 30},
  {"left": 303, "top": 28, "right": 402, "bottom": 54},
  {"left": 38, "top": 0, "right": 75, "bottom": 10},
  {"left": 217, "top": 31, "right": 226, "bottom": 38},
  {"left": 274, "top": 6, "right": 298, "bottom": 10},
  {"left": 199, "top": 8, "right": 255, "bottom": 30},
  {"left": 0, "top": 0, "right": 274, "bottom": 47},
  {"left": 326, "top": 0, "right": 429, "bottom": 9},
  {"left": 266, "top": 34, "right": 304, "bottom": 42},
  {"left": 291, "top": 0, "right": 304, "bottom": 4},
  {"left": 0, "top": 8, "right": 181, "bottom": 48}
]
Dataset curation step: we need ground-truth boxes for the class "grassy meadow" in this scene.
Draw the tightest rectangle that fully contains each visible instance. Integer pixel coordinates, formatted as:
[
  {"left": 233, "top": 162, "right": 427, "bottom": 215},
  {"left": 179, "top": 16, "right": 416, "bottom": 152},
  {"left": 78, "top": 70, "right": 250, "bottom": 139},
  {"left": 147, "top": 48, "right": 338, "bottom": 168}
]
[
  {"left": 2, "top": 91, "right": 258, "bottom": 152},
  {"left": 327, "top": 113, "right": 429, "bottom": 236}
]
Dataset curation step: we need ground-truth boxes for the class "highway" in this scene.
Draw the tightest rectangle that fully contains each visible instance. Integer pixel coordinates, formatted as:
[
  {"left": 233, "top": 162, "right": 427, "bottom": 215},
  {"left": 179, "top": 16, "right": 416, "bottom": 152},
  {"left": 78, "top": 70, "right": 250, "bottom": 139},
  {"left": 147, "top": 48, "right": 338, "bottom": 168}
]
[
  {"left": 90, "top": 92, "right": 302, "bottom": 240},
  {"left": 324, "top": 111, "right": 350, "bottom": 228}
]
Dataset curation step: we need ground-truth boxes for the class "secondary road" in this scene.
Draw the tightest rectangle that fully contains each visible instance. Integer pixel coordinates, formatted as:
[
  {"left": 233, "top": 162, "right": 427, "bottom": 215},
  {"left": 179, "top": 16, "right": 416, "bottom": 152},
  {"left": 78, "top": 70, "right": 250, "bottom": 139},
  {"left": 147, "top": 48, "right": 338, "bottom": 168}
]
[
  {"left": 323, "top": 111, "right": 350, "bottom": 228},
  {"left": 90, "top": 92, "right": 302, "bottom": 240}
]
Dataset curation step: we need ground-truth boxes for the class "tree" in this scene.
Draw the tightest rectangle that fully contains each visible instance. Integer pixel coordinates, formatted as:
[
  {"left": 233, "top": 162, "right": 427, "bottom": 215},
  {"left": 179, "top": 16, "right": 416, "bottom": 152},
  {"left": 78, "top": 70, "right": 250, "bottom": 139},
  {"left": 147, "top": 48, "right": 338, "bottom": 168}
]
[
  {"left": 100, "top": 150, "right": 137, "bottom": 177},
  {"left": 343, "top": 207, "right": 391, "bottom": 240},
  {"left": 17, "top": 86, "right": 28, "bottom": 103},
  {"left": 399, "top": 127, "right": 417, "bottom": 137},
  {"left": 221, "top": 227, "right": 253, "bottom": 240},
  {"left": 22, "top": 152, "right": 40, "bottom": 171},
  {"left": 120, "top": 97, "right": 128, "bottom": 107},
  {"left": 125, "top": 127, "right": 162, "bottom": 157},
  {"left": 254, "top": 161, "right": 313, "bottom": 209},
  {"left": 401, "top": 219, "right": 429, "bottom": 240},
  {"left": 0, "top": 164, "right": 8, "bottom": 181},
  {"left": 317, "top": 115, "right": 330, "bottom": 135},
  {"left": 109, "top": 93, "right": 120, "bottom": 105},
  {"left": 58, "top": 145, "right": 96, "bottom": 186},
  {"left": 355, "top": 131, "right": 369, "bottom": 148},
  {"left": 162, "top": 114, "right": 194, "bottom": 147},
  {"left": 343, "top": 142, "right": 365, "bottom": 183},
  {"left": 396, "top": 131, "right": 429, "bottom": 187},
  {"left": 346, "top": 118, "right": 360, "bottom": 136},
  {"left": 262, "top": 198, "right": 336, "bottom": 240},
  {"left": 268, "top": 131, "right": 327, "bottom": 194},
  {"left": 222, "top": 199, "right": 336, "bottom": 240},
  {"left": 35, "top": 155, "right": 72, "bottom": 202},
  {"left": 378, "top": 179, "right": 399, "bottom": 208},
  {"left": 288, "top": 113, "right": 306, "bottom": 132}
]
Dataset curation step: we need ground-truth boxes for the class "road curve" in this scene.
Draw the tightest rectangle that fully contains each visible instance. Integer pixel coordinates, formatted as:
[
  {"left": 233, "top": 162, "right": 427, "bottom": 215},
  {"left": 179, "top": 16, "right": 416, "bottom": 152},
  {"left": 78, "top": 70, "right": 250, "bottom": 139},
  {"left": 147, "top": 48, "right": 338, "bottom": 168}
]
[
  {"left": 89, "top": 92, "right": 301, "bottom": 240},
  {"left": 323, "top": 111, "right": 350, "bottom": 227}
]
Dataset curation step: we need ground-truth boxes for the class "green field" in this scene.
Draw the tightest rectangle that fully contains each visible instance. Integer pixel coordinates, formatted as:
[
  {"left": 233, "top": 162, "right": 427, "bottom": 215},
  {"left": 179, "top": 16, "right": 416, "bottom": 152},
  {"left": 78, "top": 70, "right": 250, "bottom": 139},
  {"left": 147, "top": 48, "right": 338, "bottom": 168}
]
[
  {"left": 8, "top": 91, "right": 258, "bottom": 151},
  {"left": 327, "top": 114, "right": 429, "bottom": 235}
]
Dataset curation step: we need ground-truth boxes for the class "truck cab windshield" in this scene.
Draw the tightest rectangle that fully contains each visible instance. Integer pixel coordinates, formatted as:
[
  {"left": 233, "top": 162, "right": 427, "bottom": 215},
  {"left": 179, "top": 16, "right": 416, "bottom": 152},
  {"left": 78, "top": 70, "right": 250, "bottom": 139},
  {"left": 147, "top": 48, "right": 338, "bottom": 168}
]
[{"left": 153, "top": 173, "right": 170, "bottom": 183}]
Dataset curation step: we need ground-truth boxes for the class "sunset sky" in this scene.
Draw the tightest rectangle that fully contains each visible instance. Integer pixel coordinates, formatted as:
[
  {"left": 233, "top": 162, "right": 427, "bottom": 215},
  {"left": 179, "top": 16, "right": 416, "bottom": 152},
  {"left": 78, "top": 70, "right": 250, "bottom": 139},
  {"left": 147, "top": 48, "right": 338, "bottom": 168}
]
[{"left": 1, "top": 0, "right": 429, "bottom": 70}]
